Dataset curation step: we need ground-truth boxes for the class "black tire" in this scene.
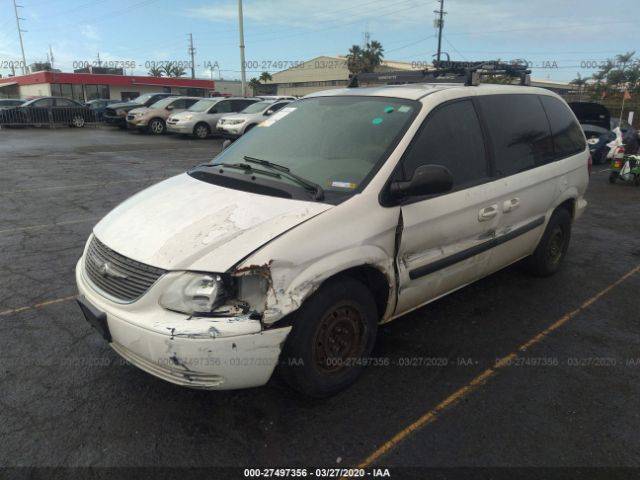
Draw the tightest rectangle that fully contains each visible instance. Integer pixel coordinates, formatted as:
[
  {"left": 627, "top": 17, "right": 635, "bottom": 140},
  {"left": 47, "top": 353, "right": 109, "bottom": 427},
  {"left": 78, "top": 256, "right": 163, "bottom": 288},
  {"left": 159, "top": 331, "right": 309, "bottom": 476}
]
[
  {"left": 609, "top": 173, "right": 617, "bottom": 184},
  {"left": 193, "top": 122, "right": 210, "bottom": 139},
  {"left": 634, "top": 175, "right": 640, "bottom": 187},
  {"left": 148, "top": 118, "right": 165, "bottom": 135},
  {"left": 244, "top": 124, "right": 256, "bottom": 135},
  {"left": 278, "top": 277, "right": 378, "bottom": 397},
  {"left": 117, "top": 123, "right": 127, "bottom": 130},
  {"left": 525, "top": 209, "right": 571, "bottom": 277}
]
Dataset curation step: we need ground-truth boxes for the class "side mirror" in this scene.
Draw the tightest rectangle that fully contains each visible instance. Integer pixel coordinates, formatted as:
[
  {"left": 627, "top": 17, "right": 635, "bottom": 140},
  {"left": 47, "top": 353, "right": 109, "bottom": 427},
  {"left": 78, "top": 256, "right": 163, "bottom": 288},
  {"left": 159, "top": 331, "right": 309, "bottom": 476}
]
[
  {"left": 166, "top": 105, "right": 174, "bottom": 111},
  {"left": 390, "top": 164, "right": 453, "bottom": 198},
  {"left": 222, "top": 139, "right": 232, "bottom": 150},
  {"left": 265, "top": 109, "right": 274, "bottom": 116}
]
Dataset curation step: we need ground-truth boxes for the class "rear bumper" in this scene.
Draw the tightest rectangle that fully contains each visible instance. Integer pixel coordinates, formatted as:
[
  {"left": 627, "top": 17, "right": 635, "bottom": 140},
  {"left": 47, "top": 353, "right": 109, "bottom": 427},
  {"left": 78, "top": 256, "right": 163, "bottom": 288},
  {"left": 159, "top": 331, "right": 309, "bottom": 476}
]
[{"left": 75, "top": 259, "right": 291, "bottom": 390}]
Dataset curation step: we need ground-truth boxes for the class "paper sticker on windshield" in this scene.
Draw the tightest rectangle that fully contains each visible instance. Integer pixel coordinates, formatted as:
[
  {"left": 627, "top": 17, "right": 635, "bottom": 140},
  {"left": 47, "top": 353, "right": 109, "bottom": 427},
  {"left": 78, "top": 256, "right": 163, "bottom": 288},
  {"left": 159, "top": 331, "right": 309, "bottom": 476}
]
[
  {"left": 331, "top": 181, "right": 357, "bottom": 189},
  {"left": 258, "top": 107, "right": 296, "bottom": 127},
  {"left": 398, "top": 105, "right": 411, "bottom": 113}
]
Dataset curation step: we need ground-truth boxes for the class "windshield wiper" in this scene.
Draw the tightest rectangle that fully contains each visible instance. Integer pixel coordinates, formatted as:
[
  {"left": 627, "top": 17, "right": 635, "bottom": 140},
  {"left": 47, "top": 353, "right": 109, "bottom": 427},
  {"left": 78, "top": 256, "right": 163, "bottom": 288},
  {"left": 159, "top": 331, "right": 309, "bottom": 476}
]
[
  {"left": 243, "top": 156, "right": 324, "bottom": 201},
  {"left": 207, "top": 162, "right": 281, "bottom": 178}
]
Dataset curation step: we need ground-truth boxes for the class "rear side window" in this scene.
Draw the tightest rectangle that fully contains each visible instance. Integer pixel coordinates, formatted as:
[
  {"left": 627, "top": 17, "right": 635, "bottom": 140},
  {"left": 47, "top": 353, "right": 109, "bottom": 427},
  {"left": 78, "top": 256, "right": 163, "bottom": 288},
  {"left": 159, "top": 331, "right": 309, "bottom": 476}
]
[
  {"left": 401, "top": 99, "right": 488, "bottom": 188},
  {"left": 478, "top": 94, "right": 554, "bottom": 176},
  {"left": 539, "top": 96, "right": 586, "bottom": 158}
]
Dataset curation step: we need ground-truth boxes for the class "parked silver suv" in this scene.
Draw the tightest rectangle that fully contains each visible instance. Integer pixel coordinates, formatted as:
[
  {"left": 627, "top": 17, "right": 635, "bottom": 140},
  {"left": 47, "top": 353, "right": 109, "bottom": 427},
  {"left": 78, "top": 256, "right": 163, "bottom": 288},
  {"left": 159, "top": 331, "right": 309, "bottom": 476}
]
[
  {"left": 167, "top": 97, "right": 259, "bottom": 139},
  {"left": 217, "top": 100, "right": 292, "bottom": 139}
]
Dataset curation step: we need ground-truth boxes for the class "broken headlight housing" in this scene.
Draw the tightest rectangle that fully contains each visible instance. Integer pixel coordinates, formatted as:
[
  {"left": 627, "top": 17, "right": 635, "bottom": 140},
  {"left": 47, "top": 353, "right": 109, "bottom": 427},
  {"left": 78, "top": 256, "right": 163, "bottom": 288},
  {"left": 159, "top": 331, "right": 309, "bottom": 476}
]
[{"left": 159, "top": 272, "right": 228, "bottom": 316}]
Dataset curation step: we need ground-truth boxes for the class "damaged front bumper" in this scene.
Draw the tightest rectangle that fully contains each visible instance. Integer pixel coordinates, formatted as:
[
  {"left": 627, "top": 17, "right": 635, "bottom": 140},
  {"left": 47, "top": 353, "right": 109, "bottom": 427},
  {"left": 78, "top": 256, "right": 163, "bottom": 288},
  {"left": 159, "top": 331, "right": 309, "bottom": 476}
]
[{"left": 75, "top": 260, "right": 291, "bottom": 390}]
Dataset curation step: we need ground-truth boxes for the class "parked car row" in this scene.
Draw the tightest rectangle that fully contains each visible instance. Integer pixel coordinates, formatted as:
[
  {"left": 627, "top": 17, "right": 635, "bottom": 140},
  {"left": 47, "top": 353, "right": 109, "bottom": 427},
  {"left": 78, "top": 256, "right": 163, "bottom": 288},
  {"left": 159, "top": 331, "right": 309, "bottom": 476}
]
[
  {"left": 0, "top": 97, "right": 95, "bottom": 127},
  {"left": 103, "top": 93, "right": 295, "bottom": 139}
]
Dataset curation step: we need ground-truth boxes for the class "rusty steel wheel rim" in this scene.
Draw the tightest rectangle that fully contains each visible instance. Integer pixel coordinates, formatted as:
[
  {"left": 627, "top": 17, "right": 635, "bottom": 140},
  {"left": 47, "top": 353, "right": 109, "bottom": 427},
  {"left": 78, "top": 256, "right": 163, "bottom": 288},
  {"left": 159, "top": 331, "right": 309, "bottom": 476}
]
[{"left": 313, "top": 304, "right": 365, "bottom": 374}]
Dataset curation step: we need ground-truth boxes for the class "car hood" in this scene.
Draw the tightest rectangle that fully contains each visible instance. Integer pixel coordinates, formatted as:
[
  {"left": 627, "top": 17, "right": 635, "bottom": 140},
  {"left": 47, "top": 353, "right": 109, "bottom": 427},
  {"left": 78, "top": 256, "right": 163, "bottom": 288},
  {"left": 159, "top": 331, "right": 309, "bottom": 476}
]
[
  {"left": 93, "top": 173, "right": 332, "bottom": 272},
  {"left": 128, "top": 107, "right": 150, "bottom": 115},
  {"left": 221, "top": 113, "right": 256, "bottom": 121},
  {"left": 108, "top": 101, "right": 144, "bottom": 110}
]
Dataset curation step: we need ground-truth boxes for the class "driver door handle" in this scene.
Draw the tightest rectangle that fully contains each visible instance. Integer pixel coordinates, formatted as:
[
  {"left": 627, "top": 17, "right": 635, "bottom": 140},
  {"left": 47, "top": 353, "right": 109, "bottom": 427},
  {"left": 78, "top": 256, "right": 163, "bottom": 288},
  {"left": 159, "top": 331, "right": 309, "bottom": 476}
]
[
  {"left": 503, "top": 197, "right": 520, "bottom": 213},
  {"left": 478, "top": 204, "right": 498, "bottom": 222}
]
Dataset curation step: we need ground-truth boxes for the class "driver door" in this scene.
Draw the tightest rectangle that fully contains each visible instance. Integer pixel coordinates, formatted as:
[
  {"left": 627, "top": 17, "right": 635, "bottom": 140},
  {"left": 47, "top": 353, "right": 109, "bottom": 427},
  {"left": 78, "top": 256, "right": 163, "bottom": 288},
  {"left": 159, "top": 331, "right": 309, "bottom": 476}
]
[{"left": 394, "top": 99, "right": 500, "bottom": 315}]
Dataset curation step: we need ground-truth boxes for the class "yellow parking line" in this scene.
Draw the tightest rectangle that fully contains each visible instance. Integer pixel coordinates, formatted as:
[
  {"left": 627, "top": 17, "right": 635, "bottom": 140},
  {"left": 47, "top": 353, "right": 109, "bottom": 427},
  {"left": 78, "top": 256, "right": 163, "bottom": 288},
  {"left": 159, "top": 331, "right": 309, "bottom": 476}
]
[
  {"left": 0, "top": 217, "right": 100, "bottom": 235},
  {"left": 349, "top": 265, "right": 640, "bottom": 472},
  {"left": 0, "top": 295, "right": 77, "bottom": 317}
]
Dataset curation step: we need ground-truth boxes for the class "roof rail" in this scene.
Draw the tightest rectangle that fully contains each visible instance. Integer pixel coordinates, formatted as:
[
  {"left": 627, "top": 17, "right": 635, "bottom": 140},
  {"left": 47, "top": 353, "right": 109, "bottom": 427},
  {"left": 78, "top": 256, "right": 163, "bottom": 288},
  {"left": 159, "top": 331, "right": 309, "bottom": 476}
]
[{"left": 347, "top": 60, "right": 531, "bottom": 88}]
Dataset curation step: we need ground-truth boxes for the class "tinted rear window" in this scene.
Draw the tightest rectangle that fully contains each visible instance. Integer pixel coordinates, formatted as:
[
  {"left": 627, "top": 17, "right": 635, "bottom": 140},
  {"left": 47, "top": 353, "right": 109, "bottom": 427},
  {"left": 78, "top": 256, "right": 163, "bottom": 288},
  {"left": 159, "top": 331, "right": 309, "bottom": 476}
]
[
  {"left": 541, "top": 96, "right": 586, "bottom": 158},
  {"left": 478, "top": 94, "right": 554, "bottom": 176}
]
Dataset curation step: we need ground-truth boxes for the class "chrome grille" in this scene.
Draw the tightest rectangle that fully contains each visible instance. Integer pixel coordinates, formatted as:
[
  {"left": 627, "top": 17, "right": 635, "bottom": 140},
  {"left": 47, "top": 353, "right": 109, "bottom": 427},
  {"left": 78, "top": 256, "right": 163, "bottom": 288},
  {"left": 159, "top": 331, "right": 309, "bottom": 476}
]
[{"left": 84, "top": 236, "right": 166, "bottom": 302}]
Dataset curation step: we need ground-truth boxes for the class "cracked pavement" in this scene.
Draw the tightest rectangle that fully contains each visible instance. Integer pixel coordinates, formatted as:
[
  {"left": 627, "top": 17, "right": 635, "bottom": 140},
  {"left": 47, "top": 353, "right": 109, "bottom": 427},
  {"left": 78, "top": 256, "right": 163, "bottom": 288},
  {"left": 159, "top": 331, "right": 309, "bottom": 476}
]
[{"left": 1, "top": 127, "right": 640, "bottom": 472}]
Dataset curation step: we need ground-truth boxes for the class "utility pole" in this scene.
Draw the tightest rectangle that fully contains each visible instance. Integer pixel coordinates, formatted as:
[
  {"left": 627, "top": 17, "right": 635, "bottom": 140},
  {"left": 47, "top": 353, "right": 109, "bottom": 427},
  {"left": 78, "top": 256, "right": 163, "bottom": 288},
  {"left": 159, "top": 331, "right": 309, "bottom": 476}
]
[
  {"left": 434, "top": 0, "right": 446, "bottom": 63},
  {"left": 13, "top": 0, "right": 27, "bottom": 75},
  {"left": 49, "top": 44, "right": 54, "bottom": 69},
  {"left": 188, "top": 33, "right": 196, "bottom": 79},
  {"left": 238, "top": 0, "right": 246, "bottom": 96}
]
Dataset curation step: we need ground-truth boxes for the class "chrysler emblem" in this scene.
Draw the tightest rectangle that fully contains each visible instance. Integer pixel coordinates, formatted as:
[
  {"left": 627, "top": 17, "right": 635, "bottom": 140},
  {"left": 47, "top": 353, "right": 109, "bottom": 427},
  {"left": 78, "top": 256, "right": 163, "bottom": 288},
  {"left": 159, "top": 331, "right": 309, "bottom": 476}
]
[{"left": 98, "top": 262, "right": 128, "bottom": 280}]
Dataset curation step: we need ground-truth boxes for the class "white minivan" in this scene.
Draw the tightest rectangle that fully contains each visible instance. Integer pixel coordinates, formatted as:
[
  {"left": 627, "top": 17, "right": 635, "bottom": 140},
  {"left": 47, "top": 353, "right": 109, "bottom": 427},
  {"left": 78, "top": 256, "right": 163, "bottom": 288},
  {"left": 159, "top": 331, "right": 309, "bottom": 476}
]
[{"left": 76, "top": 82, "right": 589, "bottom": 397}]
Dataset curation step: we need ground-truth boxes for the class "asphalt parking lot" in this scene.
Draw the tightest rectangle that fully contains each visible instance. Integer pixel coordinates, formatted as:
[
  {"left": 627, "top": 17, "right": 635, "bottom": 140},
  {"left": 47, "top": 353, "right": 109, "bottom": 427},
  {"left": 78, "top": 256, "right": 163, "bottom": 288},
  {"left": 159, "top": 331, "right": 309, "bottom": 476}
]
[{"left": 1, "top": 127, "right": 639, "bottom": 477}]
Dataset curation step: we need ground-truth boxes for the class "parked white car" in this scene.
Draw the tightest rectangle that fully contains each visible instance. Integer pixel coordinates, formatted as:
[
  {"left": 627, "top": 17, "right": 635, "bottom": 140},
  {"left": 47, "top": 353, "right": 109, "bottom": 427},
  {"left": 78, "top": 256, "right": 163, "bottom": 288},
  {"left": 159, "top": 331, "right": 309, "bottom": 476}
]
[
  {"left": 166, "top": 97, "right": 260, "bottom": 139},
  {"left": 76, "top": 83, "right": 589, "bottom": 397},
  {"left": 217, "top": 100, "right": 291, "bottom": 139}
]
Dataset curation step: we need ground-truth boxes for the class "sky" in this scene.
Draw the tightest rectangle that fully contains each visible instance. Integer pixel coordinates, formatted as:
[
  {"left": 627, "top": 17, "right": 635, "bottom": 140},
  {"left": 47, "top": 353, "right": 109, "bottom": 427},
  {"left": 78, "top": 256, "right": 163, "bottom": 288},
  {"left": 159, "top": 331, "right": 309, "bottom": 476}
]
[{"left": 0, "top": 0, "right": 638, "bottom": 82}]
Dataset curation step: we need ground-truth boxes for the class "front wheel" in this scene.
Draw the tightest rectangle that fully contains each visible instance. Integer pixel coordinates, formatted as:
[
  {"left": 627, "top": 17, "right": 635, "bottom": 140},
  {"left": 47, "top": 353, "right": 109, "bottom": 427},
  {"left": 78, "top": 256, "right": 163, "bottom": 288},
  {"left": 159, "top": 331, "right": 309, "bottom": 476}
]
[
  {"left": 148, "top": 118, "right": 165, "bottom": 135},
  {"left": 609, "top": 172, "right": 618, "bottom": 184},
  {"left": 193, "top": 122, "right": 210, "bottom": 139},
  {"left": 524, "top": 209, "right": 571, "bottom": 277},
  {"left": 279, "top": 277, "right": 378, "bottom": 397}
]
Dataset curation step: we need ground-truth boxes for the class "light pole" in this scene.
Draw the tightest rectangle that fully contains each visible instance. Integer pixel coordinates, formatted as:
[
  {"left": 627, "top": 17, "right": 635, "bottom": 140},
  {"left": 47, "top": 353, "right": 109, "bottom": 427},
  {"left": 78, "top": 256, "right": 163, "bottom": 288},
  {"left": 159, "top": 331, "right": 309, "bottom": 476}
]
[
  {"left": 13, "top": 0, "right": 28, "bottom": 74},
  {"left": 238, "top": 0, "right": 246, "bottom": 96}
]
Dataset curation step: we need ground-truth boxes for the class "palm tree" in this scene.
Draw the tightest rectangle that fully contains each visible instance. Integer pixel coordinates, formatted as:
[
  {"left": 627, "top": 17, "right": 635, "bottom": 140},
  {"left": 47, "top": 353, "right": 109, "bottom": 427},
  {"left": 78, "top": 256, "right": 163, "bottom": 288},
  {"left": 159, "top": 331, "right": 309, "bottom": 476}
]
[
  {"left": 148, "top": 66, "right": 163, "bottom": 77},
  {"left": 363, "top": 40, "right": 384, "bottom": 73},
  {"left": 259, "top": 71, "right": 272, "bottom": 83},
  {"left": 346, "top": 45, "right": 364, "bottom": 74},
  {"left": 161, "top": 62, "right": 175, "bottom": 77},
  {"left": 248, "top": 77, "right": 261, "bottom": 94},
  {"left": 616, "top": 51, "right": 635, "bottom": 71},
  {"left": 170, "top": 65, "right": 186, "bottom": 77},
  {"left": 570, "top": 73, "right": 588, "bottom": 101}
]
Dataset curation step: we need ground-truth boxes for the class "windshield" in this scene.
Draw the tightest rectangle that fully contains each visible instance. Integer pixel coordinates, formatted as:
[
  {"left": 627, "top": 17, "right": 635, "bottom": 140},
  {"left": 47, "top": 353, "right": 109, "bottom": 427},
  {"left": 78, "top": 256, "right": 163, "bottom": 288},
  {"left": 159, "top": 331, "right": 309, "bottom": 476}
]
[
  {"left": 205, "top": 96, "right": 420, "bottom": 198},
  {"left": 132, "top": 93, "right": 158, "bottom": 104},
  {"left": 148, "top": 97, "right": 174, "bottom": 109},
  {"left": 189, "top": 99, "right": 218, "bottom": 112},
  {"left": 240, "top": 101, "right": 273, "bottom": 114}
]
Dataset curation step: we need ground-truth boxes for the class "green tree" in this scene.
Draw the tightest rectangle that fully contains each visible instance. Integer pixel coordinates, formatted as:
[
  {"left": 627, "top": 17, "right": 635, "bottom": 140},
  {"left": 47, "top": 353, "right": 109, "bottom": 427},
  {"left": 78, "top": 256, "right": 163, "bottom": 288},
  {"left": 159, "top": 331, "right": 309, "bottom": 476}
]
[
  {"left": 570, "top": 73, "right": 588, "bottom": 100},
  {"left": 170, "top": 65, "right": 186, "bottom": 77},
  {"left": 161, "top": 62, "right": 175, "bottom": 77},
  {"left": 248, "top": 77, "right": 262, "bottom": 94},
  {"left": 259, "top": 71, "right": 272, "bottom": 83},
  {"left": 616, "top": 51, "right": 635, "bottom": 71},
  {"left": 148, "top": 66, "right": 164, "bottom": 77},
  {"left": 346, "top": 40, "right": 385, "bottom": 74}
]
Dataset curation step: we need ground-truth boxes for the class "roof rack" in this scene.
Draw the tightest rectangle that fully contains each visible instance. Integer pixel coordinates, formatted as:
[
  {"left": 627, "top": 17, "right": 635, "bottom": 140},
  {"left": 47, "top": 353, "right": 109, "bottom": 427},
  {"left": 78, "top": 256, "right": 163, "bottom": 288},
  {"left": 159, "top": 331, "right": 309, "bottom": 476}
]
[{"left": 347, "top": 60, "right": 531, "bottom": 88}]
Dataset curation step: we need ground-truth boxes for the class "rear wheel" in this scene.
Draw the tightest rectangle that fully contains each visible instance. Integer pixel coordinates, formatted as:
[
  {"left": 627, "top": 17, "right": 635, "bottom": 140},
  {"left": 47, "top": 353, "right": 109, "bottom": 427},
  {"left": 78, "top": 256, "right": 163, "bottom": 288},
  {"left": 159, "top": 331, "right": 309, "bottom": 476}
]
[
  {"left": 279, "top": 277, "right": 378, "bottom": 397},
  {"left": 148, "top": 118, "right": 165, "bottom": 135},
  {"left": 524, "top": 209, "right": 571, "bottom": 277},
  {"left": 193, "top": 122, "right": 210, "bottom": 139}
]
